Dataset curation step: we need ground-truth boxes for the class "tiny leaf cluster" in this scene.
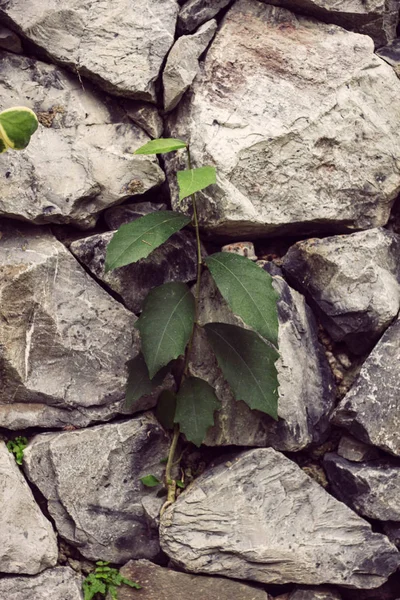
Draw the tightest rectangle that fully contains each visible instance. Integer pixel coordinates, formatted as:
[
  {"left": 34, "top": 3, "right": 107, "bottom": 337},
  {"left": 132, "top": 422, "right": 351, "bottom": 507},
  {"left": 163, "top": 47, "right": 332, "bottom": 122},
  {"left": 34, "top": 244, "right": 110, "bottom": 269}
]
[
  {"left": 82, "top": 561, "right": 140, "bottom": 600},
  {"left": 7, "top": 436, "right": 28, "bottom": 465}
]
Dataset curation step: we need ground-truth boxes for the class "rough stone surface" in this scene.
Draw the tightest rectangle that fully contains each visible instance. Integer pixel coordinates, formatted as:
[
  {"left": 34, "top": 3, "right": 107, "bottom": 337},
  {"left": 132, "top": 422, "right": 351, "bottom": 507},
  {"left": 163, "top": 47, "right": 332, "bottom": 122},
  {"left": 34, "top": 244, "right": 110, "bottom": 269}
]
[
  {"left": 178, "top": 0, "right": 232, "bottom": 32},
  {"left": 0, "top": 441, "right": 58, "bottom": 574},
  {"left": 121, "top": 101, "right": 164, "bottom": 139},
  {"left": 0, "top": 223, "right": 139, "bottom": 429},
  {"left": 117, "top": 560, "right": 271, "bottom": 599},
  {"left": 23, "top": 414, "right": 170, "bottom": 563},
  {"left": 0, "top": 24, "right": 22, "bottom": 52},
  {"left": 0, "top": 567, "right": 83, "bottom": 599},
  {"left": 166, "top": 0, "right": 400, "bottom": 238},
  {"left": 194, "top": 269, "right": 335, "bottom": 450},
  {"left": 263, "top": 0, "right": 400, "bottom": 47},
  {"left": 160, "top": 448, "right": 400, "bottom": 588},
  {"left": 0, "top": 0, "right": 179, "bottom": 101},
  {"left": 333, "top": 317, "right": 400, "bottom": 457},
  {"left": 70, "top": 229, "right": 197, "bottom": 314},
  {"left": 324, "top": 453, "right": 400, "bottom": 521},
  {"left": 287, "top": 589, "right": 342, "bottom": 600},
  {"left": 0, "top": 52, "right": 164, "bottom": 228},
  {"left": 377, "top": 38, "right": 400, "bottom": 76},
  {"left": 282, "top": 228, "right": 400, "bottom": 354},
  {"left": 104, "top": 202, "right": 168, "bottom": 230},
  {"left": 338, "top": 435, "right": 382, "bottom": 462},
  {"left": 163, "top": 20, "right": 217, "bottom": 112}
]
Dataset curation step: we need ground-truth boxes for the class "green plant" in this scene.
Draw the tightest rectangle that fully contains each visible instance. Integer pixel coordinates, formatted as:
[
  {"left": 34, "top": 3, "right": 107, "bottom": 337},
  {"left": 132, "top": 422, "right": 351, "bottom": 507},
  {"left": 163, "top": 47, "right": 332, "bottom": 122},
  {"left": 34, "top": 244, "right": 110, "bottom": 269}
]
[
  {"left": 7, "top": 436, "right": 28, "bottom": 465},
  {"left": 0, "top": 106, "right": 38, "bottom": 152},
  {"left": 82, "top": 561, "right": 140, "bottom": 600},
  {"left": 106, "top": 138, "right": 280, "bottom": 510}
]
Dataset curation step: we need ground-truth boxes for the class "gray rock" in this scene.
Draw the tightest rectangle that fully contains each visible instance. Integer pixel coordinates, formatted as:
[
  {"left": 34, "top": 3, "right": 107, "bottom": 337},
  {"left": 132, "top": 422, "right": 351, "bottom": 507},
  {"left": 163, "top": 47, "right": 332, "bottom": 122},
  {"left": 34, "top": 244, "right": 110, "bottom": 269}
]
[
  {"left": 166, "top": 1, "right": 400, "bottom": 238},
  {"left": 333, "top": 317, "right": 400, "bottom": 457},
  {"left": 104, "top": 202, "right": 168, "bottom": 230},
  {"left": 0, "top": 0, "right": 179, "bottom": 101},
  {"left": 160, "top": 448, "right": 400, "bottom": 588},
  {"left": 70, "top": 229, "right": 197, "bottom": 314},
  {"left": 338, "top": 435, "right": 381, "bottom": 463},
  {"left": 0, "top": 567, "right": 83, "bottom": 599},
  {"left": 288, "top": 588, "right": 342, "bottom": 600},
  {"left": 23, "top": 414, "right": 170, "bottom": 563},
  {"left": 178, "top": 0, "right": 231, "bottom": 33},
  {"left": 0, "top": 25, "right": 22, "bottom": 53},
  {"left": 377, "top": 38, "right": 400, "bottom": 77},
  {"left": 163, "top": 20, "right": 217, "bottom": 112},
  {"left": 0, "top": 223, "right": 139, "bottom": 429},
  {"left": 262, "top": 0, "right": 400, "bottom": 47},
  {"left": 194, "top": 270, "right": 335, "bottom": 450},
  {"left": 0, "top": 441, "right": 58, "bottom": 574},
  {"left": 324, "top": 453, "right": 400, "bottom": 521},
  {"left": 0, "top": 52, "right": 164, "bottom": 228},
  {"left": 282, "top": 228, "right": 400, "bottom": 354},
  {"left": 121, "top": 101, "right": 164, "bottom": 139},
  {"left": 117, "top": 559, "right": 271, "bottom": 599}
]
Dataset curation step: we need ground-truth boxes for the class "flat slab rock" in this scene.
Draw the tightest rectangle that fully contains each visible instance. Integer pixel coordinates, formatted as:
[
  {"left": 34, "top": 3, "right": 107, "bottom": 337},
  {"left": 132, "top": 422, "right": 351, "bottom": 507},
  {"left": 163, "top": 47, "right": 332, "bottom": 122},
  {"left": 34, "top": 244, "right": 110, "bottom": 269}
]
[
  {"left": 333, "top": 317, "right": 400, "bottom": 456},
  {"left": 0, "top": 567, "right": 83, "bottom": 599},
  {"left": 282, "top": 228, "right": 400, "bottom": 354},
  {"left": 166, "top": 0, "right": 400, "bottom": 238},
  {"left": 160, "top": 448, "right": 400, "bottom": 588},
  {"left": 0, "top": 222, "right": 140, "bottom": 430},
  {"left": 0, "top": 0, "right": 179, "bottom": 101},
  {"left": 0, "top": 441, "right": 57, "bottom": 575},
  {"left": 0, "top": 52, "right": 164, "bottom": 228},
  {"left": 23, "top": 414, "right": 170, "bottom": 563},
  {"left": 117, "top": 560, "right": 271, "bottom": 599},
  {"left": 284, "top": 589, "right": 342, "bottom": 600},
  {"left": 324, "top": 452, "right": 400, "bottom": 521}
]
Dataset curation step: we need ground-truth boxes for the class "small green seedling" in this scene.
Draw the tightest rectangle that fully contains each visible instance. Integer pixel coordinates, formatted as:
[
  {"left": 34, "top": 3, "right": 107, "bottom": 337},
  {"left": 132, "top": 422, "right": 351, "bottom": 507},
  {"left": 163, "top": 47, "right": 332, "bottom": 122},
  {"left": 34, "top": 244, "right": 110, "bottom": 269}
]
[
  {"left": 82, "top": 561, "right": 140, "bottom": 600},
  {"left": 7, "top": 436, "right": 28, "bottom": 465}
]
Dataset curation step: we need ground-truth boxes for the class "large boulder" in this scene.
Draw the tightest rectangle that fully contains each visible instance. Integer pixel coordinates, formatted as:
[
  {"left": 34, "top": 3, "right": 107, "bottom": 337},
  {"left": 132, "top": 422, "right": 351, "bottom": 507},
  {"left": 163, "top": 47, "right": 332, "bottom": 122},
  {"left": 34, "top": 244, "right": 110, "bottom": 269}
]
[
  {"left": 160, "top": 448, "right": 400, "bottom": 588},
  {"left": 0, "top": 0, "right": 179, "bottom": 101},
  {"left": 333, "top": 317, "right": 400, "bottom": 457},
  {"left": 0, "top": 441, "right": 58, "bottom": 574},
  {"left": 0, "top": 53, "right": 164, "bottom": 228},
  {"left": 23, "top": 414, "right": 170, "bottom": 563},
  {"left": 166, "top": 0, "right": 400, "bottom": 239},
  {"left": 282, "top": 228, "right": 400, "bottom": 354},
  {"left": 0, "top": 567, "right": 83, "bottom": 599},
  {"left": 0, "top": 222, "right": 140, "bottom": 430}
]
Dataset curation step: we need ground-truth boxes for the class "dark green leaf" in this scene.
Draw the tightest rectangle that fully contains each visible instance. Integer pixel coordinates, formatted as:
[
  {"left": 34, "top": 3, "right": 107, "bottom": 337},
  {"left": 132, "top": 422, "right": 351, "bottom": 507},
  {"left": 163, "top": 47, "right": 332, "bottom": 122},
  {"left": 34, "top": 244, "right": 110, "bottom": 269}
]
[
  {"left": 105, "top": 211, "right": 191, "bottom": 272},
  {"left": 175, "top": 377, "right": 221, "bottom": 447},
  {"left": 122, "top": 577, "right": 142, "bottom": 589},
  {"left": 205, "top": 323, "right": 279, "bottom": 420},
  {"left": 177, "top": 166, "right": 216, "bottom": 201},
  {"left": 176, "top": 480, "right": 185, "bottom": 489},
  {"left": 0, "top": 107, "right": 38, "bottom": 150},
  {"left": 134, "top": 138, "right": 187, "bottom": 154},
  {"left": 140, "top": 474, "right": 161, "bottom": 487},
  {"left": 125, "top": 354, "right": 168, "bottom": 410},
  {"left": 136, "top": 282, "right": 195, "bottom": 378},
  {"left": 156, "top": 390, "right": 177, "bottom": 430},
  {"left": 205, "top": 252, "right": 279, "bottom": 346}
]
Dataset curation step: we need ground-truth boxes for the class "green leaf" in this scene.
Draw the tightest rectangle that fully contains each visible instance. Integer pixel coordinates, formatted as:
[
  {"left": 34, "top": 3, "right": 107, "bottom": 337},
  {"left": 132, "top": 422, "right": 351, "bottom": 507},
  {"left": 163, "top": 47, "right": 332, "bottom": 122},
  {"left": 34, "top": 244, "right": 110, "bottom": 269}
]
[
  {"left": 156, "top": 390, "right": 177, "bottom": 430},
  {"left": 0, "top": 107, "right": 38, "bottom": 150},
  {"left": 177, "top": 166, "right": 216, "bottom": 201},
  {"left": 121, "top": 577, "right": 142, "bottom": 589},
  {"left": 136, "top": 282, "right": 195, "bottom": 378},
  {"left": 125, "top": 354, "right": 168, "bottom": 410},
  {"left": 134, "top": 138, "right": 187, "bottom": 154},
  {"left": 105, "top": 211, "right": 191, "bottom": 272},
  {"left": 205, "top": 252, "right": 279, "bottom": 346},
  {"left": 176, "top": 479, "right": 185, "bottom": 489},
  {"left": 175, "top": 377, "right": 221, "bottom": 447},
  {"left": 140, "top": 474, "right": 161, "bottom": 487},
  {"left": 205, "top": 323, "right": 279, "bottom": 420}
]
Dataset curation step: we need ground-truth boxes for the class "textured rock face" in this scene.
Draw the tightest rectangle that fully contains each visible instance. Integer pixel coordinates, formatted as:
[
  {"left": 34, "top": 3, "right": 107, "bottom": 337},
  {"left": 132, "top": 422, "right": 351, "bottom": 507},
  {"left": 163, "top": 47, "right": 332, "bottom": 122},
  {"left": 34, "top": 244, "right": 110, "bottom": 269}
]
[
  {"left": 324, "top": 453, "right": 400, "bottom": 521},
  {"left": 282, "top": 229, "right": 400, "bottom": 354},
  {"left": 166, "top": 0, "right": 400, "bottom": 238},
  {"left": 263, "top": 0, "right": 400, "bottom": 47},
  {"left": 0, "top": 567, "right": 83, "bottom": 599},
  {"left": 117, "top": 560, "right": 271, "bottom": 599},
  {"left": 288, "top": 589, "right": 342, "bottom": 600},
  {"left": 333, "top": 317, "right": 400, "bottom": 456},
  {"left": 338, "top": 435, "right": 381, "bottom": 463},
  {"left": 178, "top": 0, "right": 232, "bottom": 33},
  {"left": 0, "top": 441, "right": 58, "bottom": 574},
  {"left": 377, "top": 38, "right": 400, "bottom": 76},
  {"left": 0, "top": 223, "right": 139, "bottom": 429},
  {"left": 0, "top": 0, "right": 179, "bottom": 101},
  {"left": 160, "top": 448, "right": 400, "bottom": 588},
  {"left": 0, "top": 53, "right": 164, "bottom": 228},
  {"left": 23, "top": 415, "right": 170, "bottom": 563},
  {"left": 194, "top": 270, "right": 335, "bottom": 449}
]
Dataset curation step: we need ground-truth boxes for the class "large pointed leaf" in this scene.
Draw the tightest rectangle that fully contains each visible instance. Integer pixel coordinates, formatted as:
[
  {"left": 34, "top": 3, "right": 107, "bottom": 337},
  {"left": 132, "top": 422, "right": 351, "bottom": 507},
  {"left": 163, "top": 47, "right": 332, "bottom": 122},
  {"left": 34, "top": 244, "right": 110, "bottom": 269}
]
[
  {"left": 205, "top": 323, "right": 279, "bottom": 419},
  {"left": 177, "top": 166, "right": 216, "bottom": 201},
  {"left": 134, "top": 138, "right": 187, "bottom": 154},
  {"left": 0, "top": 106, "right": 38, "bottom": 150},
  {"left": 156, "top": 390, "right": 177, "bottom": 430},
  {"left": 205, "top": 252, "right": 279, "bottom": 346},
  {"left": 136, "top": 282, "right": 195, "bottom": 378},
  {"left": 105, "top": 211, "right": 191, "bottom": 272},
  {"left": 125, "top": 353, "right": 168, "bottom": 410},
  {"left": 175, "top": 377, "right": 221, "bottom": 447}
]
